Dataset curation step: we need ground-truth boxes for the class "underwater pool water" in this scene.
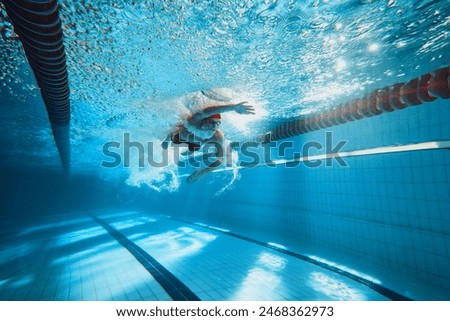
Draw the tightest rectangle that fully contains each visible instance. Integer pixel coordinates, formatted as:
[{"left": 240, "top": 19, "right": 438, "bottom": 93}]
[{"left": 0, "top": 0, "right": 449, "bottom": 300}]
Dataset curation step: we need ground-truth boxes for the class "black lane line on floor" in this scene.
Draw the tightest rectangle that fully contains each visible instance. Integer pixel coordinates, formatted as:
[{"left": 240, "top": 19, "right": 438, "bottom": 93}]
[
  {"left": 89, "top": 214, "right": 200, "bottom": 301},
  {"left": 167, "top": 216, "right": 412, "bottom": 301}
]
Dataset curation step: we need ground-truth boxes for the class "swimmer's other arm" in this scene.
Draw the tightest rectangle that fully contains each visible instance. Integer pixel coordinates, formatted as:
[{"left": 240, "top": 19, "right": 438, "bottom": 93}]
[{"left": 161, "top": 134, "right": 171, "bottom": 150}]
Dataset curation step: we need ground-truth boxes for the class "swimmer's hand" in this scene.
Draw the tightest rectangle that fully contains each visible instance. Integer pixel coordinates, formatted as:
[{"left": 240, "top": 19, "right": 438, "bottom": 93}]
[
  {"left": 234, "top": 102, "right": 255, "bottom": 115},
  {"left": 161, "top": 141, "right": 169, "bottom": 150}
]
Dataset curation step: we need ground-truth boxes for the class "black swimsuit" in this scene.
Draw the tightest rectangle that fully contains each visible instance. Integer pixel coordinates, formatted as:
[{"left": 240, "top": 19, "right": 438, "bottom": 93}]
[{"left": 171, "top": 132, "right": 201, "bottom": 152}]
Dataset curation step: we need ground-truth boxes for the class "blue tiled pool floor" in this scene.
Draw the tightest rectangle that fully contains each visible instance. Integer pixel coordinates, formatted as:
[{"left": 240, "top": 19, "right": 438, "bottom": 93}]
[{"left": 0, "top": 210, "right": 392, "bottom": 300}]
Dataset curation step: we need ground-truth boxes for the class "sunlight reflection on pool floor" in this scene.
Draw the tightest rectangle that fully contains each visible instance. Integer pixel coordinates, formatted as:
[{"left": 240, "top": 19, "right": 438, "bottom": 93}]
[{"left": 0, "top": 210, "right": 388, "bottom": 301}]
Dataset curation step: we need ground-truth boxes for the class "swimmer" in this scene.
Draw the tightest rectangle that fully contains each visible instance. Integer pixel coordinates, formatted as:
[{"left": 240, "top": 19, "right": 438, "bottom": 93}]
[{"left": 161, "top": 100, "right": 255, "bottom": 183}]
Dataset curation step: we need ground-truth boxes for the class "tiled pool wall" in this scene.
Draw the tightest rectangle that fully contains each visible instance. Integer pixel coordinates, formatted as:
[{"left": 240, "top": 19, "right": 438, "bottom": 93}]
[{"left": 155, "top": 98, "right": 450, "bottom": 298}]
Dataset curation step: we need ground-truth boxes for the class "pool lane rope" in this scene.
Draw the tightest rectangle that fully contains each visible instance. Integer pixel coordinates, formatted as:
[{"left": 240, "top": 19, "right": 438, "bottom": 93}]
[
  {"left": 262, "top": 66, "right": 450, "bottom": 143},
  {"left": 2, "top": 0, "right": 71, "bottom": 172}
]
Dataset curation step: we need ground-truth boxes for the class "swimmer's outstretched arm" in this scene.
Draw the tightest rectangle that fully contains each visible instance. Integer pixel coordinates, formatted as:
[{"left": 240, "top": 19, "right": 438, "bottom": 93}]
[{"left": 191, "top": 101, "right": 255, "bottom": 123}]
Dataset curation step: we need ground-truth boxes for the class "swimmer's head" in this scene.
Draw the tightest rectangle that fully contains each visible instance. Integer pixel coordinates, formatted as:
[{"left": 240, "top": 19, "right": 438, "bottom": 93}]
[{"left": 201, "top": 114, "right": 221, "bottom": 129}]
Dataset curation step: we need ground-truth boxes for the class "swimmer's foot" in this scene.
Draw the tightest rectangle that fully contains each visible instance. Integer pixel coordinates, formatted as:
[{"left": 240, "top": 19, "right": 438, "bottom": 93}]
[
  {"left": 187, "top": 160, "right": 221, "bottom": 184},
  {"left": 186, "top": 170, "right": 204, "bottom": 184}
]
